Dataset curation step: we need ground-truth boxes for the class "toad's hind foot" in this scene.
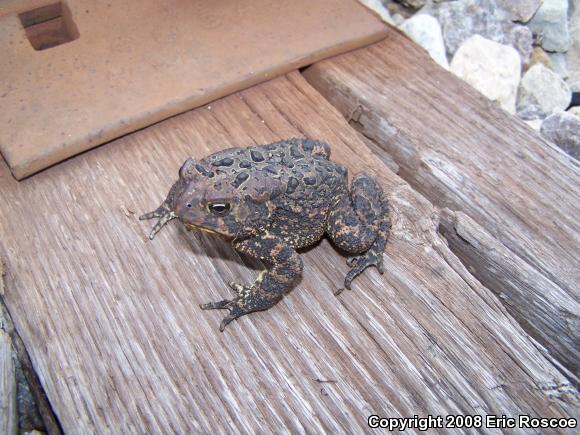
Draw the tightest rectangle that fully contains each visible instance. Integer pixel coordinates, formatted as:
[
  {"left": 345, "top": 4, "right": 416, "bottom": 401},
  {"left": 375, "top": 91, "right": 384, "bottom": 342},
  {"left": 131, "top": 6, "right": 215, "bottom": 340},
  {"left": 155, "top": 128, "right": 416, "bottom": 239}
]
[
  {"left": 200, "top": 279, "right": 282, "bottom": 332},
  {"left": 200, "top": 298, "right": 248, "bottom": 332},
  {"left": 200, "top": 289, "right": 282, "bottom": 332},
  {"left": 336, "top": 248, "right": 385, "bottom": 295}
]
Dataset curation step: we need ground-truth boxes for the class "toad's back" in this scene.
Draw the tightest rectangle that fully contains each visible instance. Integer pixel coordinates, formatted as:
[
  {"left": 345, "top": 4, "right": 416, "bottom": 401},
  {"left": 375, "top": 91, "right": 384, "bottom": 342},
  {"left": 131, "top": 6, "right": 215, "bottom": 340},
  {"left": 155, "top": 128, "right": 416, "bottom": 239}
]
[
  {"left": 201, "top": 138, "right": 348, "bottom": 204},
  {"left": 201, "top": 138, "right": 349, "bottom": 247}
]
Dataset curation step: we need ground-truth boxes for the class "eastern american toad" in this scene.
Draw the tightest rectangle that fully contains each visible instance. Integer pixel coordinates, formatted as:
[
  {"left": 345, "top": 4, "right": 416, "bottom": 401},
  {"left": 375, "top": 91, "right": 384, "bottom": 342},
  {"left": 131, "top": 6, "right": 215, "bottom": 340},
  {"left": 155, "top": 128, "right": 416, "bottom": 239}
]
[{"left": 141, "top": 139, "right": 390, "bottom": 331}]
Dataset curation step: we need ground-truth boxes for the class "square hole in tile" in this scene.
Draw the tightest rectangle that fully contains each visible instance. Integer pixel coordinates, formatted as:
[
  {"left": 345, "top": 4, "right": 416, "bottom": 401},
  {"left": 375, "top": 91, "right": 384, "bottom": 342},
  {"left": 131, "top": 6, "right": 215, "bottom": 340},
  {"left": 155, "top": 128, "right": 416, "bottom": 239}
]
[{"left": 19, "top": 2, "right": 79, "bottom": 51}]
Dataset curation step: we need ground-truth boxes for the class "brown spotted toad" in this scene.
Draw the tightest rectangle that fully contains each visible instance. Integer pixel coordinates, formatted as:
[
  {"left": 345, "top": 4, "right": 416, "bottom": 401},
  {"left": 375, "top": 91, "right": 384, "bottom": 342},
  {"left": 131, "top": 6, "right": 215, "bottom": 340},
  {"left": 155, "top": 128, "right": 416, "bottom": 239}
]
[{"left": 141, "top": 139, "right": 390, "bottom": 331}]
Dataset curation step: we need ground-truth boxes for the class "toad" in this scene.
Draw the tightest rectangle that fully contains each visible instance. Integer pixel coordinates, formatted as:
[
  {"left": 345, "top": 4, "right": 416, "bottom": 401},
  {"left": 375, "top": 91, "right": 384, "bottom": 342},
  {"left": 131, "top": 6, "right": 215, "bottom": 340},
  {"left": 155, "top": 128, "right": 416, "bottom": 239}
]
[{"left": 141, "top": 139, "right": 390, "bottom": 331}]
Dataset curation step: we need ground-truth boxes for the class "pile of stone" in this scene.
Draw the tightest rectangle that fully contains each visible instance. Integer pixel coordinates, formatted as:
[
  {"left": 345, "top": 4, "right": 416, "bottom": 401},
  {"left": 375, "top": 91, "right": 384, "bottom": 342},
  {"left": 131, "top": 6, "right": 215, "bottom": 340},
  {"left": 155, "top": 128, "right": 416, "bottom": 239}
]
[{"left": 367, "top": 0, "right": 579, "bottom": 159}]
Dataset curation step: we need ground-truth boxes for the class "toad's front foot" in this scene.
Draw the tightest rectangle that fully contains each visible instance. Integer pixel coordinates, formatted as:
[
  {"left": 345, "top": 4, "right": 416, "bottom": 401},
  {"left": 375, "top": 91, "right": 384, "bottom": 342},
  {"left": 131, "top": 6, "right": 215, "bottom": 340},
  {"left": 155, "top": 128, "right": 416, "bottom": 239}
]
[
  {"left": 139, "top": 205, "right": 176, "bottom": 240},
  {"left": 140, "top": 179, "right": 185, "bottom": 239},
  {"left": 337, "top": 249, "right": 385, "bottom": 294}
]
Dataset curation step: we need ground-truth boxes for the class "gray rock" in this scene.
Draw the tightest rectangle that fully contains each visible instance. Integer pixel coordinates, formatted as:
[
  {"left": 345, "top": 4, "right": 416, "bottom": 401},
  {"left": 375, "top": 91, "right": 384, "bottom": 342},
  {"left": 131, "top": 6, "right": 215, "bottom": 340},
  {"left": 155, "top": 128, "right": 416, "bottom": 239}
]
[
  {"left": 433, "top": 0, "right": 506, "bottom": 56},
  {"left": 430, "top": 0, "right": 533, "bottom": 61},
  {"left": 518, "top": 64, "right": 572, "bottom": 114},
  {"left": 517, "top": 104, "right": 546, "bottom": 120},
  {"left": 528, "top": 0, "right": 570, "bottom": 52},
  {"left": 15, "top": 361, "right": 44, "bottom": 432},
  {"left": 495, "top": 0, "right": 542, "bottom": 22},
  {"left": 540, "top": 112, "right": 580, "bottom": 159},
  {"left": 394, "top": 0, "right": 427, "bottom": 9},
  {"left": 504, "top": 24, "right": 534, "bottom": 65},
  {"left": 451, "top": 35, "right": 521, "bottom": 113},
  {"left": 399, "top": 14, "right": 449, "bottom": 68}
]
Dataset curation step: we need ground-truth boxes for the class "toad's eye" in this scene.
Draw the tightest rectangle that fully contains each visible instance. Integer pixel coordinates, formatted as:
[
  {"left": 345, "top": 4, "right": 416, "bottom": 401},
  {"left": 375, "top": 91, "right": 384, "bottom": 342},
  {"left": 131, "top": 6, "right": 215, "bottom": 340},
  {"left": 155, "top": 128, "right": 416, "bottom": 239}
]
[{"left": 208, "top": 202, "right": 231, "bottom": 215}]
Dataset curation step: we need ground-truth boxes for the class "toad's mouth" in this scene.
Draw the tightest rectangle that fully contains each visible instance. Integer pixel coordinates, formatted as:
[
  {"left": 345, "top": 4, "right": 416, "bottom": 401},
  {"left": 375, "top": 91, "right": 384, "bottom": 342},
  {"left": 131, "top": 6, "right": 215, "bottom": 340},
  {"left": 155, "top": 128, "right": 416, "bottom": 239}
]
[
  {"left": 182, "top": 222, "right": 236, "bottom": 241},
  {"left": 183, "top": 222, "right": 220, "bottom": 235}
]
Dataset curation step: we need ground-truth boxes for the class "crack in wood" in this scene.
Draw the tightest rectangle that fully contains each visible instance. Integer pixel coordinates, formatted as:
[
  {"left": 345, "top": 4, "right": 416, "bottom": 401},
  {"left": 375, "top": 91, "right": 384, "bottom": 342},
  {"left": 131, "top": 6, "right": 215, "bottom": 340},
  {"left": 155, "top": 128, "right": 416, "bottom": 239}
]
[{"left": 0, "top": 259, "right": 63, "bottom": 435}]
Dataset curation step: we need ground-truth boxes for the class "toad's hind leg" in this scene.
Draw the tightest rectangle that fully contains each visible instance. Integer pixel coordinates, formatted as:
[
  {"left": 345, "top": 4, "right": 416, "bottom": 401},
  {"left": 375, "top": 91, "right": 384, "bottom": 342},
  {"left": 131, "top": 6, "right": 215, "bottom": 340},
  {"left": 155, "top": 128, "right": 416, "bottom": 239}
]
[{"left": 326, "top": 173, "right": 390, "bottom": 292}]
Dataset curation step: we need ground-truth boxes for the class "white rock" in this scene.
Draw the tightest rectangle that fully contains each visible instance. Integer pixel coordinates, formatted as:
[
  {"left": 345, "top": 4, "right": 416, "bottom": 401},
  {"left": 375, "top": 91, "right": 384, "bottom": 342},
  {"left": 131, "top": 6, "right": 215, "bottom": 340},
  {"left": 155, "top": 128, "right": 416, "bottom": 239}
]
[
  {"left": 527, "top": 0, "right": 570, "bottom": 52},
  {"left": 565, "top": 0, "right": 580, "bottom": 83},
  {"left": 399, "top": 14, "right": 449, "bottom": 69},
  {"left": 547, "top": 52, "right": 568, "bottom": 79},
  {"left": 569, "top": 81, "right": 580, "bottom": 93},
  {"left": 391, "top": 13, "right": 406, "bottom": 26},
  {"left": 518, "top": 64, "right": 572, "bottom": 114},
  {"left": 451, "top": 35, "right": 521, "bottom": 113},
  {"left": 525, "top": 119, "right": 543, "bottom": 131}
]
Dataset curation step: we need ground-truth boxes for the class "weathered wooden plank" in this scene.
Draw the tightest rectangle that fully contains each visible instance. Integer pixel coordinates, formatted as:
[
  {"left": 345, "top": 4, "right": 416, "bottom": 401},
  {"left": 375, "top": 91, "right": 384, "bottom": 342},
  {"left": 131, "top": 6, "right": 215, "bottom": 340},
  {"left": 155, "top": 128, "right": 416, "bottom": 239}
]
[
  {"left": 1, "top": 256, "right": 61, "bottom": 435},
  {"left": 0, "top": 72, "right": 577, "bottom": 433},
  {"left": 0, "top": 259, "right": 17, "bottom": 435},
  {"left": 439, "top": 210, "right": 580, "bottom": 378},
  {"left": 303, "top": 29, "right": 580, "bottom": 376},
  {"left": 0, "top": 330, "right": 17, "bottom": 435}
]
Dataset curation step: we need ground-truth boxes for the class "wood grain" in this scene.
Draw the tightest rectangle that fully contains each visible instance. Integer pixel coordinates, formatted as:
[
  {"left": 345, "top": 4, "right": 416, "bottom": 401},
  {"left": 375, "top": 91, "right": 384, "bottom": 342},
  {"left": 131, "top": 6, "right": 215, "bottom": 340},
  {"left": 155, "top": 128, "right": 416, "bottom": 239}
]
[
  {"left": 0, "top": 260, "right": 17, "bottom": 435},
  {"left": 1, "top": 257, "right": 62, "bottom": 435},
  {"left": 0, "top": 331, "right": 17, "bottom": 435},
  {"left": 303, "top": 28, "right": 580, "bottom": 377},
  {"left": 0, "top": 73, "right": 577, "bottom": 433},
  {"left": 439, "top": 210, "right": 580, "bottom": 379}
]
